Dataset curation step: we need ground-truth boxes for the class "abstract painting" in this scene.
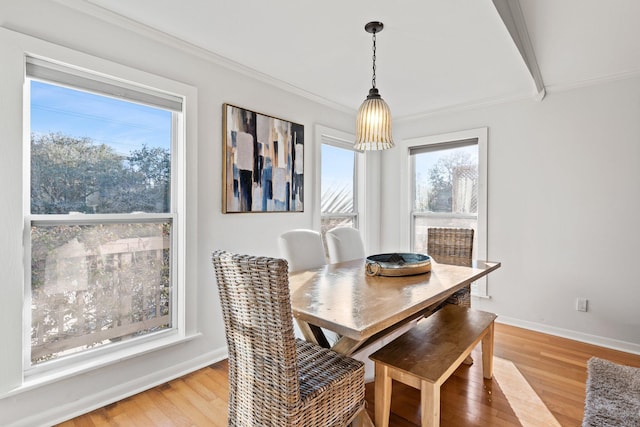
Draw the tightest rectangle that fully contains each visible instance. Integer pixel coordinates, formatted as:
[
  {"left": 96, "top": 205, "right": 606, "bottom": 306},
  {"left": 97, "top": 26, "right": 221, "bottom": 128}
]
[{"left": 222, "top": 104, "right": 304, "bottom": 213}]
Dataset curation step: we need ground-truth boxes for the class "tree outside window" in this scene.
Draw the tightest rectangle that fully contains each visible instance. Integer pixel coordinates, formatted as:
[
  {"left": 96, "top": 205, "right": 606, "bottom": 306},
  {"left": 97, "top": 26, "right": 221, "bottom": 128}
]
[{"left": 412, "top": 143, "right": 479, "bottom": 254}]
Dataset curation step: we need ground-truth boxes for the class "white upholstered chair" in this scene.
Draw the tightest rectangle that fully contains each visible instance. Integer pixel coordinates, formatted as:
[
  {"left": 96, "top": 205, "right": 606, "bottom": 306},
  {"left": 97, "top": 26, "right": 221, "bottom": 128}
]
[
  {"left": 278, "top": 229, "right": 327, "bottom": 272},
  {"left": 325, "top": 227, "right": 366, "bottom": 264},
  {"left": 279, "top": 229, "right": 340, "bottom": 344}
]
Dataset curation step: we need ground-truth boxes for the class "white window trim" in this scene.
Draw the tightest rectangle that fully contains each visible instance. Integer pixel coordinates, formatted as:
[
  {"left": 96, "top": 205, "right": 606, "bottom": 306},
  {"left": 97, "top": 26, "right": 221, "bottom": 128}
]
[
  {"left": 24, "top": 76, "right": 184, "bottom": 374},
  {"left": 399, "top": 127, "right": 489, "bottom": 297},
  {"left": 0, "top": 27, "right": 199, "bottom": 393},
  {"left": 313, "top": 125, "right": 367, "bottom": 248}
]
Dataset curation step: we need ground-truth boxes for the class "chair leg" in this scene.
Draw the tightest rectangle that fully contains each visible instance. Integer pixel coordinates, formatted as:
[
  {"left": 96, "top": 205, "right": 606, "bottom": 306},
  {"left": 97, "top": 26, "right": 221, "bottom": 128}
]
[
  {"left": 421, "top": 380, "right": 440, "bottom": 427},
  {"left": 349, "top": 408, "right": 364, "bottom": 427},
  {"left": 374, "top": 363, "right": 392, "bottom": 427},
  {"left": 481, "top": 322, "right": 495, "bottom": 379}
]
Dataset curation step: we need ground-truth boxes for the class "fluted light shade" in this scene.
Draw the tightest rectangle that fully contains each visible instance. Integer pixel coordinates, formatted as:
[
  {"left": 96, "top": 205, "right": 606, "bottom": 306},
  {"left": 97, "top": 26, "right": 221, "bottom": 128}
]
[{"left": 355, "top": 88, "right": 394, "bottom": 150}]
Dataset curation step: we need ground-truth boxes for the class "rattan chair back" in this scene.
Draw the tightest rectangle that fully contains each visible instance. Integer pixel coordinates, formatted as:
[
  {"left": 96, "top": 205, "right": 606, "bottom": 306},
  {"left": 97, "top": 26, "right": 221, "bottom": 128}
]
[
  {"left": 427, "top": 228, "right": 475, "bottom": 308},
  {"left": 211, "top": 250, "right": 365, "bottom": 426},
  {"left": 427, "top": 227, "right": 474, "bottom": 267}
]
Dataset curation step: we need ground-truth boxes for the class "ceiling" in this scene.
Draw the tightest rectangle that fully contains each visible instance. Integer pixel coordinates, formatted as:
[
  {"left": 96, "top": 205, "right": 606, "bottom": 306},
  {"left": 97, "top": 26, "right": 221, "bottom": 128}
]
[{"left": 78, "top": 0, "right": 640, "bottom": 119}]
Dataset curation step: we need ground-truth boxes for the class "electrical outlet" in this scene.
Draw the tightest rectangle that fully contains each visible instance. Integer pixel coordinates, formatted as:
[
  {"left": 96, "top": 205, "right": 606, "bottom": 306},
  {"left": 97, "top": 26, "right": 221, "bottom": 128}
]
[{"left": 576, "top": 297, "right": 588, "bottom": 312}]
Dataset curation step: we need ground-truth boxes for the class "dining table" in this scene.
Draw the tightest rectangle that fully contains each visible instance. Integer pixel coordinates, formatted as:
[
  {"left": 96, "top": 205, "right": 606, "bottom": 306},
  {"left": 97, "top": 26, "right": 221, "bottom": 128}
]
[
  {"left": 289, "top": 257, "right": 500, "bottom": 426},
  {"left": 289, "top": 257, "right": 501, "bottom": 357}
]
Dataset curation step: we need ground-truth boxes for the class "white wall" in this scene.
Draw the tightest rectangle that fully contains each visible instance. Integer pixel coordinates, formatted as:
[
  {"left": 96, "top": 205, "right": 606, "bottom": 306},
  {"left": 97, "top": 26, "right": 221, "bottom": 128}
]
[
  {"left": 0, "top": 1, "right": 354, "bottom": 425},
  {"left": 2, "top": 1, "right": 640, "bottom": 425},
  {"left": 382, "top": 77, "right": 640, "bottom": 352}
]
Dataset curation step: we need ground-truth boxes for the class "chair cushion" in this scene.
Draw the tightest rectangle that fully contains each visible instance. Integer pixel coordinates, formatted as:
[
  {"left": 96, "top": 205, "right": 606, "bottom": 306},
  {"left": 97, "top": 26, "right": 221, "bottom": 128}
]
[{"left": 296, "top": 339, "right": 365, "bottom": 426}]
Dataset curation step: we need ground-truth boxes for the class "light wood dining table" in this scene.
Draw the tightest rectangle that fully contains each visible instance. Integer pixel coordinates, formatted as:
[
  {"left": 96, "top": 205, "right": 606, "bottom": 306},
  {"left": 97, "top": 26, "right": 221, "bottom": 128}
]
[
  {"left": 289, "top": 257, "right": 500, "bottom": 426},
  {"left": 289, "top": 257, "right": 501, "bottom": 357}
]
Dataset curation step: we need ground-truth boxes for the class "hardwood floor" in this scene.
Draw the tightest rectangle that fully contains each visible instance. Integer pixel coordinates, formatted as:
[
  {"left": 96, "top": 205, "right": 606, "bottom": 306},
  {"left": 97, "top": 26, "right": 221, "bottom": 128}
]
[{"left": 58, "top": 323, "right": 640, "bottom": 426}]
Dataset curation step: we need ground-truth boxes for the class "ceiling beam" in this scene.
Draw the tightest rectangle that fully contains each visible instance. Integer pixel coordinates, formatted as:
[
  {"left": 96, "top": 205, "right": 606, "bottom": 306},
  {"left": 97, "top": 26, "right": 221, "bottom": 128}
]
[{"left": 492, "top": 0, "right": 546, "bottom": 101}]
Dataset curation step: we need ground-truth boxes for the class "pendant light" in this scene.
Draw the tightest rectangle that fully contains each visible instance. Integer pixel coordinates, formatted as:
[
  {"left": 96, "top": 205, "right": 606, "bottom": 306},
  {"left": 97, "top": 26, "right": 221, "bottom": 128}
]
[{"left": 355, "top": 21, "right": 394, "bottom": 151}]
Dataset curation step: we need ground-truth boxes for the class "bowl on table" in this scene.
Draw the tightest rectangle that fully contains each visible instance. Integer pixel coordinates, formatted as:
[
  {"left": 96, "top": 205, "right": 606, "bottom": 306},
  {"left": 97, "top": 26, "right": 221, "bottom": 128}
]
[{"left": 365, "top": 253, "right": 431, "bottom": 277}]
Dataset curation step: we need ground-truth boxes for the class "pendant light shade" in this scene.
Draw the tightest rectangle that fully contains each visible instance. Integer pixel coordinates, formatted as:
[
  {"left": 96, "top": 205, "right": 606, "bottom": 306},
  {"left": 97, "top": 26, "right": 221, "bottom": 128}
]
[
  {"left": 355, "top": 21, "right": 394, "bottom": 151},
  {"left": 355, "top": 88, "right": 394, "bottom": 150}
]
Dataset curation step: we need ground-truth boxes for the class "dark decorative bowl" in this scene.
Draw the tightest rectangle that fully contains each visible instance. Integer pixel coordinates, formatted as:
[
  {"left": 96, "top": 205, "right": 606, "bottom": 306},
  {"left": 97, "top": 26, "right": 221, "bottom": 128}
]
[{"left": 365, "top": 253, "right": 431, "bottom": 277}]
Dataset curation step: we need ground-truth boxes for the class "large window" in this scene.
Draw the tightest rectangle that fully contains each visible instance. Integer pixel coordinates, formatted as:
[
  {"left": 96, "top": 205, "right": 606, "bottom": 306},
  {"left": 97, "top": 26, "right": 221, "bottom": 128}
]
[
  {"left": 407, "top": 129, "right": 488, "bottom": 295},
  {"left": 320, "top": 138, "right": 359, "bottom": 234},
  {"left": 26, "top": 57, "right": 182, "bottom": 367},
  {"left": 411, "top": 139, "right": 479, "bottom": 252}
]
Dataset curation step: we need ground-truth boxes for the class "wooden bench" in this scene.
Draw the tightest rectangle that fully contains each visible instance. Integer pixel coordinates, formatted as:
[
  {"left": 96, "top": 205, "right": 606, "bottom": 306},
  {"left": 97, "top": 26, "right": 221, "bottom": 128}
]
[{"left": 369, "top": 304, "right": 497, "bottom": 427}]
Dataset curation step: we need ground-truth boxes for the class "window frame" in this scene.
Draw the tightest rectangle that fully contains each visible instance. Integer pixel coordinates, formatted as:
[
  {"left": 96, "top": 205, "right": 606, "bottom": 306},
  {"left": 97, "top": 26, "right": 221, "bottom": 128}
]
[
  {"left": 314, "top": 125, "right": 366, "bottom": 245},
  {"left": 320, "top": 137, "right": 358, "bottom": 228},
  {"left": 21, "top": 52, "right": 192, "bottom": 380},
  {"left": 400, "top": 128, "right": 489, "bottom": 296}
]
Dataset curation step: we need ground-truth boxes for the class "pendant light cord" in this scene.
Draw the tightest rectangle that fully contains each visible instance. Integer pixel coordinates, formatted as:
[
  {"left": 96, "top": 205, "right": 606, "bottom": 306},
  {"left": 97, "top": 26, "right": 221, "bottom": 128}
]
[
  {"left": 356, "top": 21, "right": 394, "bottom": 149},
  {"left": 371, "top": 32, "right": 377, "bottom": 89}
]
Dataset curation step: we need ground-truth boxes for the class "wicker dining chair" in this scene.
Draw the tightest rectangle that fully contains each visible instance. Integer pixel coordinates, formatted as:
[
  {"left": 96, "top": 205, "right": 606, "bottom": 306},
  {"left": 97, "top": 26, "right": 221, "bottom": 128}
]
[
  {"left": 427, "top": 227, "right": 474, "bottom": 308},
  {"left": 211, "top": 250, "right": 366, "bottom": 427}
]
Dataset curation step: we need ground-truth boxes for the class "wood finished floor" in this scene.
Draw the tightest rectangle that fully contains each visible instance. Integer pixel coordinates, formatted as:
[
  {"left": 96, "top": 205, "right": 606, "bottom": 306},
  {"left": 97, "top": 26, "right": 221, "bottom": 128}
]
[{"left": 58, "top": 323, "right": 640, "bottom": 426}]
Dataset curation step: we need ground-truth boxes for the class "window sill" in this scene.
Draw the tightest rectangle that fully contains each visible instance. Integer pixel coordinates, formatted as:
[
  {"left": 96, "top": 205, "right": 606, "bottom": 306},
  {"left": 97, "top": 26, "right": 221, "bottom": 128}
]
[{"left": 6, "top": 331, "right": 201, "bottom": 398}]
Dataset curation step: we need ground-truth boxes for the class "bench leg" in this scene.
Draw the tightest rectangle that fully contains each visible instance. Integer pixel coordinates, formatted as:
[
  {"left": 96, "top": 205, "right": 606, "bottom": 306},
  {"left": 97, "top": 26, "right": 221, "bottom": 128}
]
[
  {"left": 420, "top": 380, "right": 440, "bottom": 427},
  {"left": 374, "top": 363, "right": 392, "bottom": 427},
  {"left": 481, "top": 321, "right": 495, "bottom": 379}
]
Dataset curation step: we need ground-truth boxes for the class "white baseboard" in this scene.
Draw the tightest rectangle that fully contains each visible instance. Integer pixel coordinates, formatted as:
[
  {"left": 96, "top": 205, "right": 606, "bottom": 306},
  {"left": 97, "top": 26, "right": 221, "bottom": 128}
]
[
  {"left": 16, "top": 347, "right": 228, "bottom": 427},
  {"left": 497, "top": 316, "right": 640, "bottom": 355}
]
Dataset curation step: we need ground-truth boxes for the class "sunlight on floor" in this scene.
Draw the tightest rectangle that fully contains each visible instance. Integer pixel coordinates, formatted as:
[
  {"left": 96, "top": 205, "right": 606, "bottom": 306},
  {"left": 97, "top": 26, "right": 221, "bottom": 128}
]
[{"left": 493, "top": 357, "right": 562, "bottom": 427}]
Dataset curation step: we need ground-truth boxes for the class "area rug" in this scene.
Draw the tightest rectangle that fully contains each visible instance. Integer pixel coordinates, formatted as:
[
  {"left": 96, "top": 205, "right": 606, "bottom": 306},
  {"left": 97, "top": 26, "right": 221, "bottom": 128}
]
[{"left": 582, "top": 357, "right": 640, "bottom": 427}]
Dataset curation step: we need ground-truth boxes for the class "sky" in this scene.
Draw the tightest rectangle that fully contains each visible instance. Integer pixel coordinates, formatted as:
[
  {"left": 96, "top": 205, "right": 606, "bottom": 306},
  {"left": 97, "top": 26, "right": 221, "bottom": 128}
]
[
  {"left": 30, "top": 79, "right": 355, "bottom": 198},
  {"left": 30, "top": 80, "right": 171, "bottom": 155},
  {"left": 321, "top": 143, "right": 354, "bottom": 192}
]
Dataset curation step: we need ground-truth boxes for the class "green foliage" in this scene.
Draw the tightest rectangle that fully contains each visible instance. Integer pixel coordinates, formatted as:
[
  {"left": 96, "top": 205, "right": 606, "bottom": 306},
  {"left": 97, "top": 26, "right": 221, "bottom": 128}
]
[
  {"left": 426, "top": 151, "right": 477, "bottom": 212},
  {"left": 31, "top": 133, "right": 122, "bottom": 213},
  {"left": 31, "top": 132, "right": 170, "bottom": 214}
]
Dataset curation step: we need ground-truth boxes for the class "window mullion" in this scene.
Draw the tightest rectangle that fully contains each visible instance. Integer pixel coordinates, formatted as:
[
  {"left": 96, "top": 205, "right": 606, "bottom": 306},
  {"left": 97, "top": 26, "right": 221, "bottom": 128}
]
[{"left": 29, "top": 213, "right": 174, "bottom": 225}]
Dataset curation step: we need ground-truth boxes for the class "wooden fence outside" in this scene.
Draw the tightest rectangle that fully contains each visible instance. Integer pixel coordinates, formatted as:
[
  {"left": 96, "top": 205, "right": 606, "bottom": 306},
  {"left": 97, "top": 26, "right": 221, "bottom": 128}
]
[{"left": 31, "top": 235, "right": 171, "bottom": 363}]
